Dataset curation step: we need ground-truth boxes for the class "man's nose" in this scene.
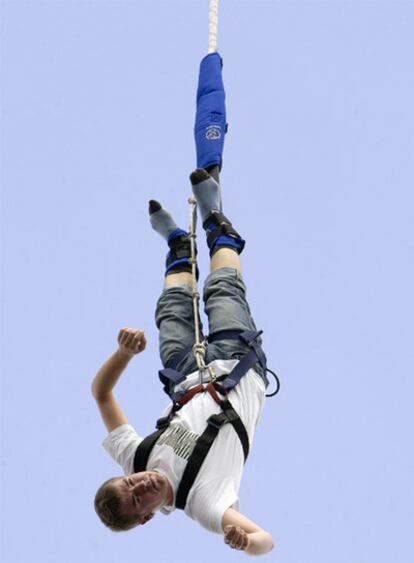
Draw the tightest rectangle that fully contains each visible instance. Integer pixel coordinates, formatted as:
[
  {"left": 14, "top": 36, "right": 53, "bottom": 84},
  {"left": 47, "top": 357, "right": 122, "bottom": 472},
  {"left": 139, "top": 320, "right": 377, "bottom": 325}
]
[{"left": 133, "top": 480, "right": 148, "bottom": 493}]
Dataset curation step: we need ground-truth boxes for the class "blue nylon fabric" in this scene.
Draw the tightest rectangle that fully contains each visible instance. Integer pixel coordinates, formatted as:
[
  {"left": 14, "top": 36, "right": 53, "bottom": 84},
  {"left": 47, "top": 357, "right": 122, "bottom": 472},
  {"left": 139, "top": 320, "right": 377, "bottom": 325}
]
[
  {"left": 165, "top": 257, "right": 190, "bottom": 273},
  {"left": 211, "top": 234, "right": 245, "bottom": 253},
  {"left": 158, "top": 368, "right": 189, "bottom": 403},
  {"left": 165, "top": 344, "right": 194, "bottom": 370},
  {"left": 205, "top": 222, "right": 246, "bottom": 254},
  {"left": 167, "top": 228, "right": 188, "bottom": 244},
  {"left": 165, "top": 229, "right": 191, "bottom": 274},
  {"left": 158, "top": 330, "right": 269, "bottom": 403},
  {"left": 194, "top": 52, "right": 227, "bottom": 170}
]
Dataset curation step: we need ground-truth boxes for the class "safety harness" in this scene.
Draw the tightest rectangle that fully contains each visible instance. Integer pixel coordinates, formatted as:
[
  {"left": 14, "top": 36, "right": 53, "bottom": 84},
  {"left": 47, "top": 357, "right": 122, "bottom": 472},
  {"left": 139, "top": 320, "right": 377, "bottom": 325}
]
[{"left": 133, "top": 329, "right": 279, "bottom": 510}]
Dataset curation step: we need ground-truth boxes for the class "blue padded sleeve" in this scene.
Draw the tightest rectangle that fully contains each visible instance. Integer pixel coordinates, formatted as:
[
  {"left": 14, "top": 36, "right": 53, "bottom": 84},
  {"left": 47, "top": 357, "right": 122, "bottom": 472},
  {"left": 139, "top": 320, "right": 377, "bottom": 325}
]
[{"left": 194, "top": 52, "right": 227, "bottom": 170}]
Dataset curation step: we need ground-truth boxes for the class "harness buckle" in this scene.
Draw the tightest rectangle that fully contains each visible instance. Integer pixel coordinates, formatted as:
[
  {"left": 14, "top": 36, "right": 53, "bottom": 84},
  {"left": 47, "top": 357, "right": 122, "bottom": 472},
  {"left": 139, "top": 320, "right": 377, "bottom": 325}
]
[
  {"left": 207, "top": 365, "right": 217, "bottom": 383},
  {"left": 207, "top": 413, "right": 226, "bottom": 430},
  {"left": 239, "top": 329, "right": 263, "bottom": 347},
  {"left": 239, "top": 330, "right": 267, "bottom": 370},
  {"left": 156, "top": 416, "right": 172, "bottom": 430}
]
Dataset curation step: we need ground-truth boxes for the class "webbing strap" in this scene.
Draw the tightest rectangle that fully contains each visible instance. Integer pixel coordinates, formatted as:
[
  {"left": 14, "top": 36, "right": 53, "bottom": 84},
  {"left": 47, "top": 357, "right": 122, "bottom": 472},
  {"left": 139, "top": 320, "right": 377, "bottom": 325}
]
[
  {"left": 165, "top": 345, "right": 194, "bottom": 370},
  {"left": 175, "top": 400, "right": 249, "bottom": 510},
  {"left": 221, "top": 400, "right": 250, "bottom": 461},
  {"left": 133, "top": 407, "right": 178, "bottom": 473},
  {"left": 177, "top": 383, "right": 204, "bottom": 406},
  {"left": 221, "top": 348, "right": 266, "bottom": 392},
  {"left": 207, "top": 329, "right": 243, "bottom": 342},
  {"left": 133, "top": 428, "right": 166, "bottom": 473}
]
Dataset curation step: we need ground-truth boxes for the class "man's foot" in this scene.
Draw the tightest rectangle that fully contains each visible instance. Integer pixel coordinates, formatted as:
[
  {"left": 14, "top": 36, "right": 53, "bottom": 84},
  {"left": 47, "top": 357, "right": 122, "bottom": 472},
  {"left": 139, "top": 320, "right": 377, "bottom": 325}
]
[
  {"left": 189, "top": 168, "right": 210, "bottom": 185},
  {"left": 190, "top": 169, "right": 222, "bottom": 222},
  {"left": 148, "top": 200, "right": 196, "bottom": 277},
  {"left": 149, "top": 199, "right": 162, "bottom": 214},
  {"left": 149, "top": 200, "right": 180, "bottom": 240}
]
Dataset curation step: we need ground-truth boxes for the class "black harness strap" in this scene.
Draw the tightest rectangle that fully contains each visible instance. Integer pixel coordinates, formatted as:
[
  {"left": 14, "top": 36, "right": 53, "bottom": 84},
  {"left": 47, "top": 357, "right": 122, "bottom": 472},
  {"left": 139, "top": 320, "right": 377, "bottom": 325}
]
[
  {"left": 133, "top": 429, "right": 165, "bottom": 473},
  {"left": 133, "top": 406, "right": 178, "bottom": 473},
  {"left": 175, "top": 399, "right": 249, "bottom": 510}
]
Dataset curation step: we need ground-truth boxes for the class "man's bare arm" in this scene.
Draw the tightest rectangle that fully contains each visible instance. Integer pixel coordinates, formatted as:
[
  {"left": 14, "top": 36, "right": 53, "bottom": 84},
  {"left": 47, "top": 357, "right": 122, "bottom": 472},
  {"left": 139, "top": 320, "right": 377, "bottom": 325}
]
[
  {"left": 222, "top": 508, "right": 274, "bottom": 556},
  {"left": 91, "top": 328, "right": 147, "bottom": 432}
]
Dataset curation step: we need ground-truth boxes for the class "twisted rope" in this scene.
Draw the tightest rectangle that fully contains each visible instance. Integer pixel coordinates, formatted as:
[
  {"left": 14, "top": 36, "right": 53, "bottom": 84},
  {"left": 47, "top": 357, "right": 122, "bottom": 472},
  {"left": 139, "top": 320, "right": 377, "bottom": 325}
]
[
  {"left": 188, "top": 197, "right": 207, "bottom": 373},
  {"left": 208, "top": 0, "right": 219, "bottom": 53},
  {"left": 185, "top": 0, "right": 219, "bottom": 374}
]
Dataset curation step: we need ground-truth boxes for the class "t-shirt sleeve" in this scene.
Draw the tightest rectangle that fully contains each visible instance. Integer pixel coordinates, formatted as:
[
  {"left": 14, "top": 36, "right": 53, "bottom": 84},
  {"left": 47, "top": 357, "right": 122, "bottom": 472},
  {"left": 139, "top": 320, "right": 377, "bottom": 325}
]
[
  {"left": 207, "top": 496, "right": 240, "bottom": 535},
  {"left": 102, "top": 424, "right": 143, "bottom": 475},
  {"left": 186, "top": 479, "right": 240, "bottom": 534}
]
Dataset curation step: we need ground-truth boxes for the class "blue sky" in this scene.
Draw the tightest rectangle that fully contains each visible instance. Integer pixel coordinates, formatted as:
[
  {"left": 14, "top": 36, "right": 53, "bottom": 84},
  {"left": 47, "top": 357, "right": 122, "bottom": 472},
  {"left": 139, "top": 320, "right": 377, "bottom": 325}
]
[{"left": 1, "top": 1, "right": 413, "bottom": 562}]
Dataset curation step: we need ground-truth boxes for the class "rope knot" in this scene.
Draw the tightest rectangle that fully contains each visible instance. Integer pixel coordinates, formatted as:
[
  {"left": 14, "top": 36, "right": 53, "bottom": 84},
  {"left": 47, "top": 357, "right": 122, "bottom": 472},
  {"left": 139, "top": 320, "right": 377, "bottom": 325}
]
[{"left": 192, "top": 342, "right": 206, "bottom": 357}]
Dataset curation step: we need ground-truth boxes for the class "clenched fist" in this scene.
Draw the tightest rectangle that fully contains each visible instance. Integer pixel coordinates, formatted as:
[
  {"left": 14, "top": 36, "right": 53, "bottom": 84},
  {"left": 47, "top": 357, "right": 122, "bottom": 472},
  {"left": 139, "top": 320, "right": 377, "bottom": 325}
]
[
  {"left": 224, "top": 525, "right": 250, "bottom": 551},
  {"left": 117, "top": 328, "right": 147, "bottom": 358}
]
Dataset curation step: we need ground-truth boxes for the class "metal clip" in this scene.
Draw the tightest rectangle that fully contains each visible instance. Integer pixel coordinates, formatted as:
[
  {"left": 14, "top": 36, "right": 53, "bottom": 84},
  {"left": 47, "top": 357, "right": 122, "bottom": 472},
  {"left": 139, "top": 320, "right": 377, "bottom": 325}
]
[{"left": 207, "top": 365, "right": 216, "bottom": 383}]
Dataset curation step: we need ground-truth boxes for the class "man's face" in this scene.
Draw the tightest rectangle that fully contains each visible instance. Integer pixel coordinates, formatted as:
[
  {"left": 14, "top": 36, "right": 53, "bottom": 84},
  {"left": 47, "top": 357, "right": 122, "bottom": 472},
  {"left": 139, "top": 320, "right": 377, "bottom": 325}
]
[{"left": 113, "top": 471, "right": 168, "bottom": 525}]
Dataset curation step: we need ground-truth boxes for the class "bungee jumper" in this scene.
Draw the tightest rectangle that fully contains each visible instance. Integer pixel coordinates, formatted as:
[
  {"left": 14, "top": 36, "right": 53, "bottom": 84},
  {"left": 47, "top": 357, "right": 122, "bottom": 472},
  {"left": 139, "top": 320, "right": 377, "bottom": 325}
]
[{"left": 91, "top": 1, "right": 279, "bottom": 555}]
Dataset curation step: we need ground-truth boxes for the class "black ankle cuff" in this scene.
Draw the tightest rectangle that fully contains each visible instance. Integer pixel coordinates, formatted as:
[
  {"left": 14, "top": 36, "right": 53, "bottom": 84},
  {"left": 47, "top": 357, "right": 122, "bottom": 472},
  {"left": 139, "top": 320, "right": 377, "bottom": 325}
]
[{"left": 165, "top": 234, "right": 199, "bottom": 280}]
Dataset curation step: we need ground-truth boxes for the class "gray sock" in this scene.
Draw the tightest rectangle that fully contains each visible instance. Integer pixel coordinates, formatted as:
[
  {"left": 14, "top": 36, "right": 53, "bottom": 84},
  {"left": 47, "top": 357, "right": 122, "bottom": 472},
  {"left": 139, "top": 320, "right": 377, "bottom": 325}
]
[
  {"left": 149, "top": 200, "right": 179, "bottom": 240},
  {"left": 191, "top": 175, "right": 222, "bottom": 222}
]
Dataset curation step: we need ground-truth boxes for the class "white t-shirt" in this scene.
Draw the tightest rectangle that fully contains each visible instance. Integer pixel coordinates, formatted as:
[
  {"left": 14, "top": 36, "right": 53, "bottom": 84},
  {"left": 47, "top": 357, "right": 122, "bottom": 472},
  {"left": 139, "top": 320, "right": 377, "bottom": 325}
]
[{"left": 102, "top": 359, "right": 266, "bottom": 534}]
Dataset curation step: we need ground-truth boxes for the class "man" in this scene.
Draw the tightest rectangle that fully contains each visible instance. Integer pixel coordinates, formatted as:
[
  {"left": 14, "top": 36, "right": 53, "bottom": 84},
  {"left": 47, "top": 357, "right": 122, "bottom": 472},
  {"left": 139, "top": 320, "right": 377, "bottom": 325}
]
[{"left": 91, "top": 53, "right": 275, "bottom": 555}]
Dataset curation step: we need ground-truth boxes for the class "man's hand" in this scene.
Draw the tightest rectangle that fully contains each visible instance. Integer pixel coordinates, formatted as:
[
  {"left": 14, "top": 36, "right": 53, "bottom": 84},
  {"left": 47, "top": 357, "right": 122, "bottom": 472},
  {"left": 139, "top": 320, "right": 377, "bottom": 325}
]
[
  {"left": 222, "top": 508, "right": 274, "bottom": 555},
  {"left": 92, "top": 328, "right": 147, "bottom": 432},
  {"left": 118, "top": 328, "right": 147, "bottom": 358},
  {"left": 224, "top": 525, "right": 250, "bottom": 551}
]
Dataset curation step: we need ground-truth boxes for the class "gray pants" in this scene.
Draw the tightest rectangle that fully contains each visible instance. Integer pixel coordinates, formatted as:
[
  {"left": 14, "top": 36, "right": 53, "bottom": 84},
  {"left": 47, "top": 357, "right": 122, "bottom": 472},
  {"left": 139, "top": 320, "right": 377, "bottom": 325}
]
[{"left": 155, "top": 267, "right": 265, "bottom": 378}]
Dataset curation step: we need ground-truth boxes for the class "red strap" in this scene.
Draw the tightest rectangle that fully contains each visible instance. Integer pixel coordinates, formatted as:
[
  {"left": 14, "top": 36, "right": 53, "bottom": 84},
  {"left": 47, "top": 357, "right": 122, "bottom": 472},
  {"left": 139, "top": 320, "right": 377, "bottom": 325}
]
[
  {"left": 177, "top": 381, "right": 226, "bottom": 408},
  {"left": 177, "top": 384, "right": 204, "bottom": 406},
  {"left": 206, "top": 381, "right": 224, "bottom": 406}
]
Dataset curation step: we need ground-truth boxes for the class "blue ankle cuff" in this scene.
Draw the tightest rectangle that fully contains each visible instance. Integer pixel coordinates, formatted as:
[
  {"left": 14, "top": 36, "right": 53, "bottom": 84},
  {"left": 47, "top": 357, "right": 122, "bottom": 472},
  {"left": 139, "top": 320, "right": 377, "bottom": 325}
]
[
  {"left": 168, "top": 228, "right": 188, "bottom": 245},
  {"left": 165, "top": 257, "right": 190, "bottom": 274},
  {"left": 210, "top": 234, "right": 245, "bottom": 254}
]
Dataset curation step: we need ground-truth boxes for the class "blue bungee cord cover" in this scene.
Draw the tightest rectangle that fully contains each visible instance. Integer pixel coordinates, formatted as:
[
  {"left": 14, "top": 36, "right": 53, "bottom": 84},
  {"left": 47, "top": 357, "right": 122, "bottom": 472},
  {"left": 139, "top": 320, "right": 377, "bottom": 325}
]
[{"left": 194, "top": 52, "right": 227, "bottom": 170}]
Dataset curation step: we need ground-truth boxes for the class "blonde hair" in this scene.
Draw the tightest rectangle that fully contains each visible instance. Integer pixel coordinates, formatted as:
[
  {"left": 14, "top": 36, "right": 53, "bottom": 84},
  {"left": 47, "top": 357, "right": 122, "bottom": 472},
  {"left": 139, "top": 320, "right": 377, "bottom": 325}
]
[{"left": 94, "top": 477, "right": 139, "bottom": 532}]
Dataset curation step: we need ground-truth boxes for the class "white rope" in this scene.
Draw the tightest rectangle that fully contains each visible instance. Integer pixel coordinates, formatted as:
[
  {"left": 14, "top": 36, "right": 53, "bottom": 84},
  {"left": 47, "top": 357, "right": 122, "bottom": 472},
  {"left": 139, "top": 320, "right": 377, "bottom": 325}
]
[
  {"left": 208, "top": 0, "right": 219, "bottom": 53},
  {"left": 183, "top": 1, "right": 220, "bottom": 376},
  {"left": 188, "top": 197, "right": 207, "bottom": 372}
]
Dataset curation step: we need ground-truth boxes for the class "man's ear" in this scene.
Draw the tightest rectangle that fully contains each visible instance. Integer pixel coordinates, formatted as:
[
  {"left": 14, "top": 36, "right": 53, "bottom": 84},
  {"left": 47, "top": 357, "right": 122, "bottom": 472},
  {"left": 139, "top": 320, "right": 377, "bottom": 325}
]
[{"left": 140, "top": 512, "right": 155, "bottom": 525}]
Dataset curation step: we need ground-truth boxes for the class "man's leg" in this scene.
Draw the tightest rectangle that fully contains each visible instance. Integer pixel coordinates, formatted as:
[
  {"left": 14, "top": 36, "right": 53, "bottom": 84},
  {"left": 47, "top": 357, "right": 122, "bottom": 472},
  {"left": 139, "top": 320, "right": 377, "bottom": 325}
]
[
  {"left": 149, "top": 200, "right": 202, "bottom": 372},
  {"left": 203, "top": 254, "right": 265, "bottom": 377},
  {"left": 189, "top": 169, "right": 265, "bottom": 376},
  {"left": 210, "top": 246, "right": 241, "bottom": 273},
  {"left": 164, "top": 271, "right": 192, "bottom": 290}
]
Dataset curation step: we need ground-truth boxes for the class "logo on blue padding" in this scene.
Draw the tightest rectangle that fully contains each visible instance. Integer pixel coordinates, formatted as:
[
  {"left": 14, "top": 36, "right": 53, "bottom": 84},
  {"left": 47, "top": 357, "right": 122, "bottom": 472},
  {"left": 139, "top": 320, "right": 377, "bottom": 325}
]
[{"left": 206, "top": 125, "right": 221, "bottom": 140}]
